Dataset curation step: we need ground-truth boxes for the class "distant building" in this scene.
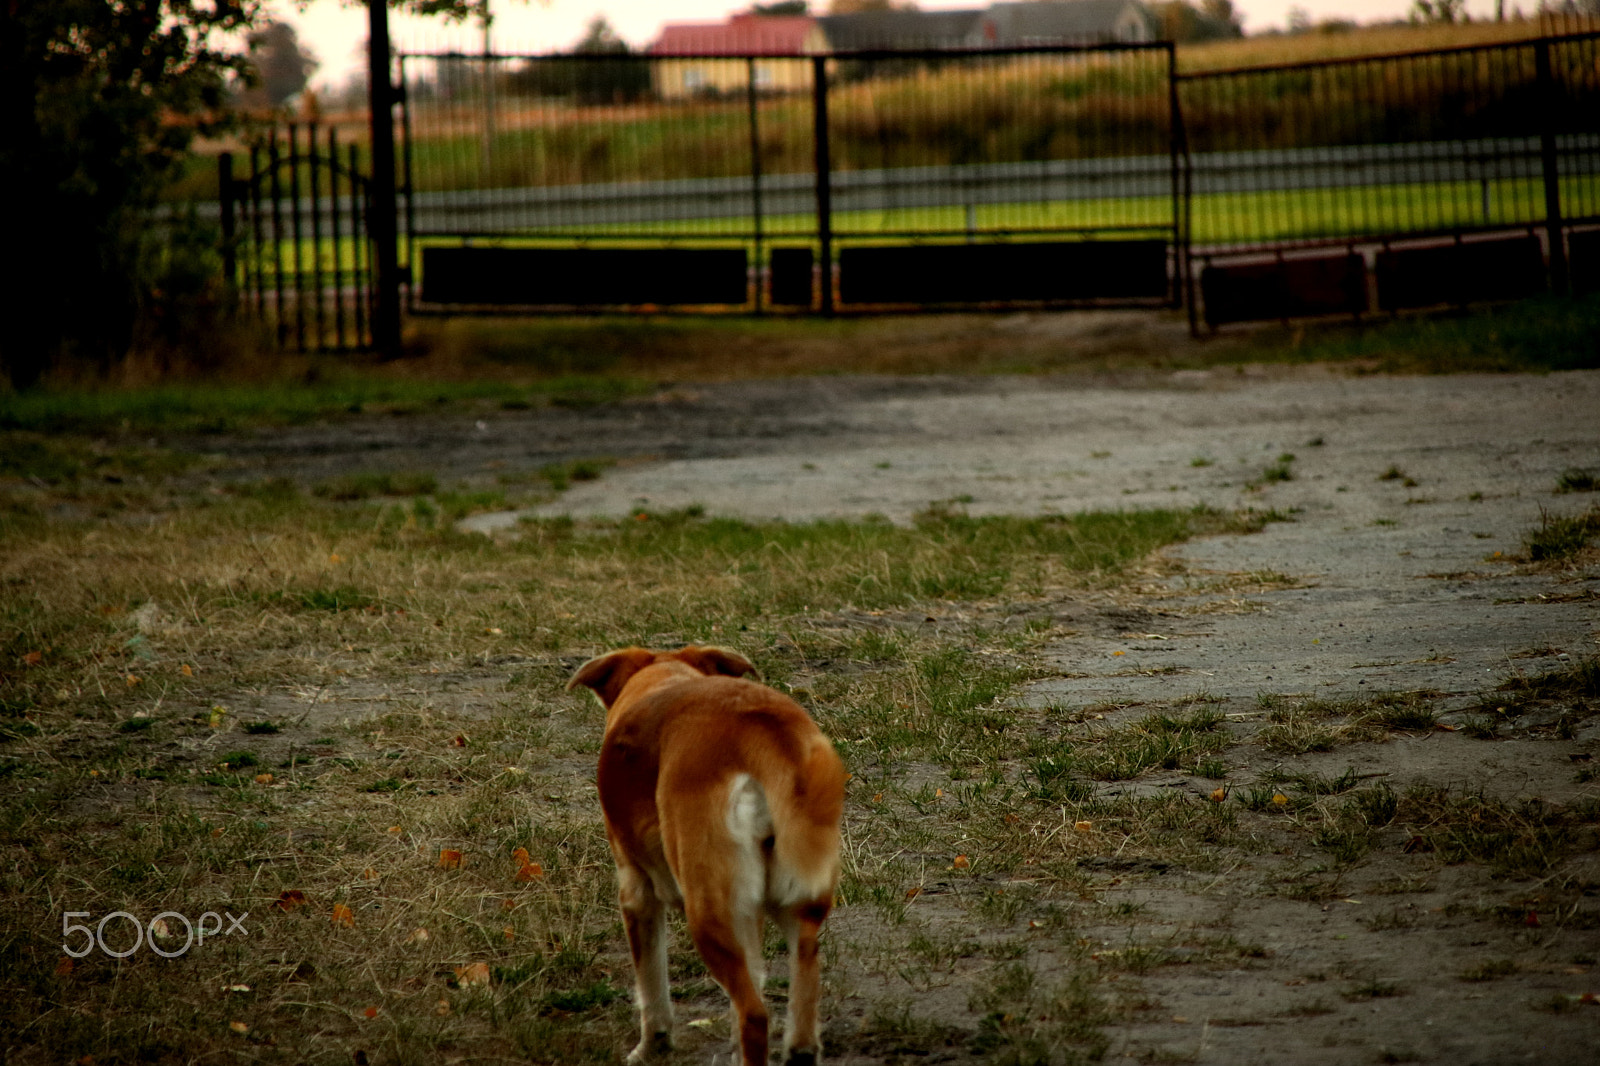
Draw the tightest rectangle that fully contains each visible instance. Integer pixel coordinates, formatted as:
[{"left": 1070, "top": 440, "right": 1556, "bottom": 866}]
[
  {"left": 648, "top": 2, "right": 1155, "bottom": 99},
  {"left": 812, "top": 9, "right": 986, "bottom": 52},
  {"left": 970, "top": 1, "right": 1155, "bottom": 46},
  {"left": 650, "top": 13, "right": 814, "bottom": 98}
]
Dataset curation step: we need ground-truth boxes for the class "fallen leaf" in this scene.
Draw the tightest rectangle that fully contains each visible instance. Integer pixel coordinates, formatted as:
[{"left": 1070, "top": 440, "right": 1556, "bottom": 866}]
[
  {"left": 56, "top": 956, "right": 74, "bottom": 976},
  {"left": 363, "top": 1006, "right": 378, "bottom": 1019},
  {"left": 952, "top": 855, "right": 970, "bottom": 869},
  {"left": 1112, "top": 650, "right": 1126, "bottom": 657},
  {"left": 330, "top": 553, "right": 343, "bottom": 564},
  {"left": 181, "top": 663, "right": 193, "bottom": 677},
  {"left": 229, "top": 1021, "right": 249, "bottom": 1034},
  {"left": 451, "top": 734, "right": 468, "bottom": 747},
  {"left": 1074, "top": 820, "right": 1093, "bottom": 832},
  {"left": 255, "top": 773, "right": 273, "bottom": 785},
  {"left": 515, "top": 862, "right": 544, "bottom": 882},
  {"left": 484, "top": 627, "right": 502, "bottom": 636},
  {"left": 1272, "top": 793, "right": 1289, "bottom": 807},
  {"left": 151, "top": 918, "right": 171, "bottom": 939},
  {"left": 686, "top": 1018, "right": 714, "bottom": 1029},
  {"left": 905, "top": 886, "right": 922, "bottom": 900},
  {"left": 1004, "top": 813, "right": 1019, "bottom": 824},
  {"left": 387, "top": 825, "right": 402, "bottom": 834},
  {"left": 1434, "top": 722, "right": 1456, "bottom": 732},
  {"left": 511, "top": 847, "right": 530, "bottom": 865},
  {"left": 501, "top": 898, "right": 517, "bottom": 911},
  {"left": 274, "top": 889, "right": 306, "bottom": 912},
  {"left": 503, "top": 926, "right": 515, "bottom": 942},
  {"left": 407, "top": 927, "right": 430, "bottom": 944},
  {"left": 1524, "top": 911, "right": 1541, "bottom": 928},
  {"left": 455, "top": 962, "right": 491, "bottom": 988},
  {"left": 935, "top": 788, "right": 944, "bottom": 798},
  {"left": 124, "top": 674, "right": 140, "bottom": 687},
  {"left": 363, "top": 867, "right": 378, "bottom": 880},
  {"left": 22, "top": 651, "right": 41, "bottom": 666},
  {"left": 223, "top": 984, "right": 251, "bottom": 993},
  {"left": 1210, "top": 787, "right": 1227, "bottom": 803},
  {"left": 435, "top": 998, "right": 451, "bottom": 1016},
  {"left": 439, "top": 849, "right": 463, "bottom": 870},
  {"left": 331, "top": 904, "right": 355, "bottom": 928},
  {"left": 872, "top": 792, "right": 883, "bottom": 803},
  {"left": 1028, "top": 919, "right": 1046, "bottom": 929},
  {"left": 1580, "top": 992, "right": 1597, "bottom": 1006}
]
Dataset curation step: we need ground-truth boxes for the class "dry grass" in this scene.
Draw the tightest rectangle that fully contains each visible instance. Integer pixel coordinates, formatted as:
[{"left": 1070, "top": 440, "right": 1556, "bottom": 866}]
[{"left": 0, "top": 467, "right": 1265, "bottom": 1063}]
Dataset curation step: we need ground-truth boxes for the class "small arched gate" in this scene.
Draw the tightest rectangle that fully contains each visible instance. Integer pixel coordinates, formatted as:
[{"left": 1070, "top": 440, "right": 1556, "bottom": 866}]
[{"left": 219, "top": 123, "right": 376, "bottom": 354}]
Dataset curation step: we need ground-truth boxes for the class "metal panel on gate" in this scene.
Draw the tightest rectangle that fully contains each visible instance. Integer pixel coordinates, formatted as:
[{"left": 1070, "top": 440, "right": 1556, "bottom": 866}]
[
  {"left": 1201, "top": 253, "right": 1368, "bottom": 327},
  {"left": 1570, "top": 230, "right": 1600, "bottom": 295},
  {"left": 420, "top": 247, "right": 750, "bottom": 307},
  {"left": 1375, "top": 236, "right": 1545, "bottom": 311},
  {"left": 837, "top": 240, "right": 1168, "bottom": 306}
]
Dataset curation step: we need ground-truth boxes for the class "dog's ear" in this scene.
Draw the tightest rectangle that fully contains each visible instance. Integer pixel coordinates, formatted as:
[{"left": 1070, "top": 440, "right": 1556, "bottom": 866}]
[
  {"left": 567, "top": 647, "right": 657, "bottom": 708},
  {"left": 673, "top": 645, "right": 759, "bottom": 681}
]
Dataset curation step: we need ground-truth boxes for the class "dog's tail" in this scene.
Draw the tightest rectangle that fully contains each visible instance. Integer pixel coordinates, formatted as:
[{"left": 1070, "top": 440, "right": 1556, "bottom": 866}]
[{"left": 766, "top": 735, "right": 846, "bottom": 908}]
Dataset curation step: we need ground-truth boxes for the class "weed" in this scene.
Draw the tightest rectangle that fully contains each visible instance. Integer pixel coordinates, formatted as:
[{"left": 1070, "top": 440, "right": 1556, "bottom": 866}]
[
  {"left": 313, "top": 470, "right": 439, "bottom": 501},
  {"left": 1522, "top": 507, "right": 1600, "bottom": 562},
  {"left": 242, "top": 720, "right": 281, "bottom": 734},
  {"left": 1260, "top": 453, "right": 1296, "bottom": 483},
  {"left": 1398, "top": 785, "right": 1600, "bottom": 878},
  {"left": 1555, "top": 468, "right": 1597, "bottom": 493},
  {"left": 1343, "top": 979, "right": 1403, "bottom": 999},
  {"left": 1459, "top": 959, "right": 1517, "bottom": 982}
]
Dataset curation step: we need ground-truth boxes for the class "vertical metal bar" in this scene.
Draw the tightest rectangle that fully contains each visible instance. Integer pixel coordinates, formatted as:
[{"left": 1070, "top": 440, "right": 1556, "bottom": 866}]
[
  {"left": 351, "top": 144, "right": 369, "bottom": 348},
  {"left": 218, "top": 152, "right": 237, "bottom": 298},
  {"left": 747, "top": 56, "right": 764, "bottom": 313},
  {"left": 1166, "top": 43, "right": 1183, "bottom": 311},
  {"left": 1537, "top": 37, "right": 1568, "bottom": 294},
  {"left": 288, "top": 123, "right": 306, "bottom": 352},
  {"left": 812, "top": 54, "right": 833, "bottom": 315},
  {"left": 268, "top": 130, "right": 285, "bottom": 348},
  {"left": 368, "top": 0, "right": 403, "bottom": 358},
  {"left": 249, "top": 145, "right": 264, "bottom": 320},
  {"left": 400, "top": 53, "right": 417, "bottom": 314},
  {"left": 329, "top": 125, "right": 346, "bottom": 352},
  {"left": 308, "top": 121, "right": 325, "bottom": 351}
]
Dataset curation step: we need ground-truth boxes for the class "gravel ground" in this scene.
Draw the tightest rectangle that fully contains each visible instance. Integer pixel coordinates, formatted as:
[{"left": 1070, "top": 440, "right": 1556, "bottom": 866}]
[{"left": 208, "top": 365, "right": 1600, "bottom": 1063}]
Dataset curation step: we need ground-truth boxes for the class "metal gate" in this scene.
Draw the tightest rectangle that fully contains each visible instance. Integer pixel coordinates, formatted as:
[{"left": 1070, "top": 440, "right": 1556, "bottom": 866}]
[
  {"left": 396, "top": 43, "right": 1186, "bottom": 315},
  {"left": 219, "top": 123, "right": 376, "bottom": 352}
]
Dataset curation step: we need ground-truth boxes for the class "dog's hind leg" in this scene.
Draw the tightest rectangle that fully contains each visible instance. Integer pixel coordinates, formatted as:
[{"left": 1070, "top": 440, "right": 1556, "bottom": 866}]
[
  {"left": 618, "top": 864, "right": 673, "bottom": 1062},
  {"left": 777, "top": 900, "right": 831, "bottom": 1066},
  {"left": 684, "top": 898, "right": 768, "bottom": 1066}
]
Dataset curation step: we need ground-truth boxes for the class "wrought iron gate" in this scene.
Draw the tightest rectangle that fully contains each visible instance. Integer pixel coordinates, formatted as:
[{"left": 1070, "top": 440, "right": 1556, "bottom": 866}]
[
  {"left": 396, "top": 43, "right": 1187, "bottom": 315},
  {"left": 219, "top": 123, "right": 376, "bottom": 352}
]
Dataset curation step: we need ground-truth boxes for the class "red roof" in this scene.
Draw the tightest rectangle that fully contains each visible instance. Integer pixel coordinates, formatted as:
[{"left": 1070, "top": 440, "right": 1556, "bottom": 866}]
[{"left": 651, "top": 14, "right": 814, "bottom": 56}]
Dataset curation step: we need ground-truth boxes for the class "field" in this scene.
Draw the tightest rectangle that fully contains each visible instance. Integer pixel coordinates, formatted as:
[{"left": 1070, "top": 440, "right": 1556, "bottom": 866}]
[{"left": 3, "top": 299, "right": 1600, "bottom": 1063}]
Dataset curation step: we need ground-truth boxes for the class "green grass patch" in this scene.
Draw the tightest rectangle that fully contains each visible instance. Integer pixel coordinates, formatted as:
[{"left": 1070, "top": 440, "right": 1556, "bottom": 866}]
[{"left": 1521, "top": 506, "right": 1600, "bottom": 562}]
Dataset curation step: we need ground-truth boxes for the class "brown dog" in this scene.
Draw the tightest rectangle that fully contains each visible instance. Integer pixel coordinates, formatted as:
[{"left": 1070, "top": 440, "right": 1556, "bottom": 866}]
[{"left": 568, "top": 645, "right": 845, "bottom": 1066}]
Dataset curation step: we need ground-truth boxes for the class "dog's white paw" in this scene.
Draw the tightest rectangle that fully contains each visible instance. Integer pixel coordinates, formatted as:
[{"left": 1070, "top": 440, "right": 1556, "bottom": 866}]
[{"left": 626, "top": 1030, "right": 672, "bottom": 1062}]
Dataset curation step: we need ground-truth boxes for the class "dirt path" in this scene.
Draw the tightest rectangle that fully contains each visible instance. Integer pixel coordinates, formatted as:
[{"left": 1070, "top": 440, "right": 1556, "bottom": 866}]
[{"left": 204, "top": 366, "right": 1600, "bottom": 1063}]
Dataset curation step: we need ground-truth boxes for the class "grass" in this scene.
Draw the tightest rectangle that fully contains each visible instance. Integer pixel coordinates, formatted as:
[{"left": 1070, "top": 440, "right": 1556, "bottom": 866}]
[
  {"left": 0, "top": 462, "right": 1268, "bottom": 1064},
  {"left": 1521, "top": 506, "right": 1600, "bottom": 562}
]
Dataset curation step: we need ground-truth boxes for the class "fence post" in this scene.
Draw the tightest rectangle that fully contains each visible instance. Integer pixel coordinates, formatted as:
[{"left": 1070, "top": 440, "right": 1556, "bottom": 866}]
[
  {"left": 747, "top": 57, "right": 764, "bottom": 314},
  {"left": 218, "top": 152, "right": 237, "bottom": 298},
  {"left": 367, "top": 0, "right": 403, "bottom": 359},
  {"left": 812, "top": 54, "right": 833, "bottom": 316},
  {"left": 1535, "top": 37, "right": 1568, "bottom": 295}
]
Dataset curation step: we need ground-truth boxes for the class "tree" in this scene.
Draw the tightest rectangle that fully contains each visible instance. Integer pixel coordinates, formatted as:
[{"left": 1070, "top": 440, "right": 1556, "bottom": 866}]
[
  {"left": 0, "top": 1, "right": 518, "bottom": 388},
  {"left": 1410, "top": 0, "right": 1467, "bottom": 23},
  {"left": 0, "top": 0, "right": 259, "bottom": 389},
  {"left": 753, "top": 1, "right": 809, "bottom": 14},
  {"left": 243, "top": 20, "right": 319, "bottom": 109},
  {"left": 572, "top": 16, "right": 650, "bottom": 104}
]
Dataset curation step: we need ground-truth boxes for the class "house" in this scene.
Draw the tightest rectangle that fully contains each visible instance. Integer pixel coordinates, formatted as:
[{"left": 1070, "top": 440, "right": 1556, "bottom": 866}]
[
  {"left": 968, "top": 1, "right": 1155, "bottom": 46},
  {"left": 812, "top": 9, "right": 987, "bottom": 52},
  {"left": 650, "top": 13, "right": 815, "bottom": 99}
]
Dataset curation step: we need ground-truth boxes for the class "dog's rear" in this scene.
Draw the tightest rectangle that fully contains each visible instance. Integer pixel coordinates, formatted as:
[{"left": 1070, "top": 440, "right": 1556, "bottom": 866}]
[{"left": 569, "top": 646, "right": 845, "bottom": 1066}]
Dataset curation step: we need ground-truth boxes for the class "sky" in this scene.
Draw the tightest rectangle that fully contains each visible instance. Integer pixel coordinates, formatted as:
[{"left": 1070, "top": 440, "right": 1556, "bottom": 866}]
[{"left": 270, "top": 0, "right": 1513, "bottom": 93}]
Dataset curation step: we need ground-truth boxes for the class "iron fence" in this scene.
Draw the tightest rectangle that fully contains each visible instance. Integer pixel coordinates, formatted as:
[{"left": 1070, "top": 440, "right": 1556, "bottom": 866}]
[
  {"left": 1176, "top": 30, "right": 1600, "bottom": 327},
  {"left": 218, "top": 28, "right": 1600, "bottom": 343},
  {"left": 397, "top": 43, "right": 1184, "bottom": 314}
]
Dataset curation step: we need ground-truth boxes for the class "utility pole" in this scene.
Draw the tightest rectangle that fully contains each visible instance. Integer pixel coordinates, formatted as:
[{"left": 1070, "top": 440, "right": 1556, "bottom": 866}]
[
  {"left": 367, "top": 0, "right": 403, "bottom": 359},
  {"left": 480, "top": 0, "right": 495, "bottom": 182}
]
